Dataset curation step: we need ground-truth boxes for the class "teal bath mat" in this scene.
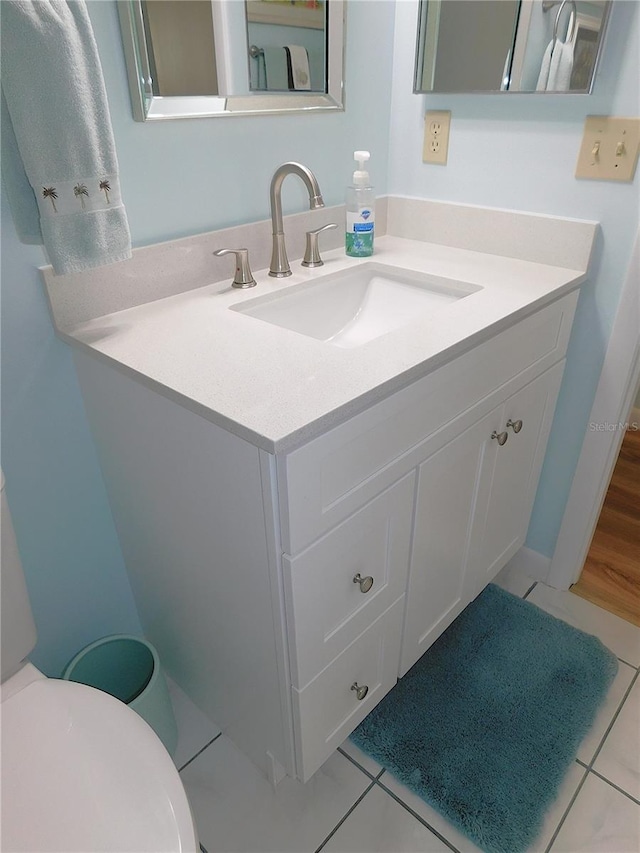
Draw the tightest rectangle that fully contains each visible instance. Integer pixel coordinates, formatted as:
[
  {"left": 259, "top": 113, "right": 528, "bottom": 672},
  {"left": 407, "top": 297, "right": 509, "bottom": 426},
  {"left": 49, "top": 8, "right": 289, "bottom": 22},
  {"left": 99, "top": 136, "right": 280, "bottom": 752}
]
[{"left": 350, "top": 584, "right": 618, "bottom": 853}]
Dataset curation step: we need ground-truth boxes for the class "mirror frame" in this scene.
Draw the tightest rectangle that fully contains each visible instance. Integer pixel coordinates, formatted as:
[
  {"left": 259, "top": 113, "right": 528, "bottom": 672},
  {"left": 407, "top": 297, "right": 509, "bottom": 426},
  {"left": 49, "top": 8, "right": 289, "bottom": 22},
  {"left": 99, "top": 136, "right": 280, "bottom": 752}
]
[
  {"left": 413, "top": 0, "right": 612, "bottom": 95},
  {"left": 117, "top": 0, "right": 345, "bottom": 120}
]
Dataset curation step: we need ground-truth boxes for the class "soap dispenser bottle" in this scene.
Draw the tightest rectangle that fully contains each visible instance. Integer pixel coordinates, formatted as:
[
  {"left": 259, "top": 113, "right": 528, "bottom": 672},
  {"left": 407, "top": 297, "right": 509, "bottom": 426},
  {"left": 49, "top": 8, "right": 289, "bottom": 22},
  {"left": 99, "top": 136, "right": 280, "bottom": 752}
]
[{"left": 345, "top": 150, "right": 375, "bottom": 257}]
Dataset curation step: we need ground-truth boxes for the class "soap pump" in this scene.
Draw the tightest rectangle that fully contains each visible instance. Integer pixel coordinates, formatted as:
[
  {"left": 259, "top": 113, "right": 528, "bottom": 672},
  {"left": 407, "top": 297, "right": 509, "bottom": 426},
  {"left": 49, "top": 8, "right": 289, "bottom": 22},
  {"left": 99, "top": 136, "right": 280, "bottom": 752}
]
[{"left": 345, "top": 150, "right": 375, "bottom": 258}]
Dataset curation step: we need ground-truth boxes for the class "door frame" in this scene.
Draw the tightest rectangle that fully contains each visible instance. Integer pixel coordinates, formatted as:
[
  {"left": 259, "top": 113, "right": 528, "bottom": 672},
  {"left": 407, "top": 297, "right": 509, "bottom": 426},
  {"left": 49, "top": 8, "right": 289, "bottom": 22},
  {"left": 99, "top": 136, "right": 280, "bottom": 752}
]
[{"left": 547, "top": 229, "right": 640, "bottom": 589}]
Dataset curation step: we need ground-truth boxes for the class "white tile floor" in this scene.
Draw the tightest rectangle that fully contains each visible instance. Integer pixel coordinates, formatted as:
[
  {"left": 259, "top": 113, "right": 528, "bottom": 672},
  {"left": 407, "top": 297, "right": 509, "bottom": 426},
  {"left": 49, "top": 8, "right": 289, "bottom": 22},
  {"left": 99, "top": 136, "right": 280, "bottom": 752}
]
[{"left": 171, "top": 567, "right": 640, "bottom": 853}]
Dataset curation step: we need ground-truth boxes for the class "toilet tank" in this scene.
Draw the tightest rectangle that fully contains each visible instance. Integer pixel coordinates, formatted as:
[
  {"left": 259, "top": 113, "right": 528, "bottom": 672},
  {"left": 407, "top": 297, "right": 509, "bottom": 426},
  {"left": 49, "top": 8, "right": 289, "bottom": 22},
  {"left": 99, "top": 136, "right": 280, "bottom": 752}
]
[{"left": 1, "top": 471, "right": 37, "bottom": 682}]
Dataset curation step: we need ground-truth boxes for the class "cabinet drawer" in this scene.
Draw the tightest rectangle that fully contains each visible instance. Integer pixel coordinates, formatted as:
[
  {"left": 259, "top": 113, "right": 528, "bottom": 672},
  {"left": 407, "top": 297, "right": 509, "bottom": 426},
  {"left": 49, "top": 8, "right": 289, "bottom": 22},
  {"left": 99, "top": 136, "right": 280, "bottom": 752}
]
[
  {"left": 284, "top": 473, "right": 414, "bottom": 689},
  {"left": 279, "top": 292, "right": 578, "bottom": 553},
  {"left": 292, "top": 597, "right": 404, "bottom": 782}
]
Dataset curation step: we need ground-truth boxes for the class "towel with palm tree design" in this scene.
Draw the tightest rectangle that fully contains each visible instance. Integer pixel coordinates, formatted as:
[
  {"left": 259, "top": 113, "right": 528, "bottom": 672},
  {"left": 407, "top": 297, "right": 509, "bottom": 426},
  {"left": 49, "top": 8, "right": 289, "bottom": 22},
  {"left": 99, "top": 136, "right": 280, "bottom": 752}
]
[{"left": 1, "top": 0, "right": 131, "bottom": 273}]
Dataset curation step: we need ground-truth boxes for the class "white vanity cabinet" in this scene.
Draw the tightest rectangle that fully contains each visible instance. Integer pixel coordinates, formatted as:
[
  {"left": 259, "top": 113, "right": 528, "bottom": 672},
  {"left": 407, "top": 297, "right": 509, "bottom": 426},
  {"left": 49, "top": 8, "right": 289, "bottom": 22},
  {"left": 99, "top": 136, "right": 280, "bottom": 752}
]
[{"left": 73, "top": 290, "right": 578, "bottom": 785}]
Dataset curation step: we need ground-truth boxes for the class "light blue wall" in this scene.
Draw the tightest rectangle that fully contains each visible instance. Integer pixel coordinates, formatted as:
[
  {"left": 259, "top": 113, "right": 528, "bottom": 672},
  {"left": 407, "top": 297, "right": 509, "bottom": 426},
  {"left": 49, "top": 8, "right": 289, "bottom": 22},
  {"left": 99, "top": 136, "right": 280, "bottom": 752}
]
[
  {"left": 388, "top": 0, "right": 640, "bottom": 557},
  {"left": 0, "top": 0, "right": 396, "bottom": 676},
  {"left": 1, "top": 193, "right": 143, "bottom": 676}
]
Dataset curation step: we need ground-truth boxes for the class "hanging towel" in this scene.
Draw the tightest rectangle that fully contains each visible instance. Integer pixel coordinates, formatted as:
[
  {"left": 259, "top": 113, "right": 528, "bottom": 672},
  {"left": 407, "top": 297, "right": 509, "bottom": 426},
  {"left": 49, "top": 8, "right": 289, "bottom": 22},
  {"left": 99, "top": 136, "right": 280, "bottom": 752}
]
[
  {"left": 285, "top": 46, "right": 311, "bottom": 91},
  {"left": 536, "top": 37, "right": 575, "bottom": 92},
  {"left": 1, "top": 0, "right": 131, "bottom": 275},
  {"left": 263, "top": 47, "right": 290, "bottom": 91},
  {"left": 536, "top": 41, "right": 554, "bottom": 90},
  {"left": 1, "top": 93, "right": 42, "bottom": 245},
  {"left": 252, "top": 50, "right": 267, "bottom": 91},
  {"left": 548, "top": 37, "right": 574, "bottom": 91}
]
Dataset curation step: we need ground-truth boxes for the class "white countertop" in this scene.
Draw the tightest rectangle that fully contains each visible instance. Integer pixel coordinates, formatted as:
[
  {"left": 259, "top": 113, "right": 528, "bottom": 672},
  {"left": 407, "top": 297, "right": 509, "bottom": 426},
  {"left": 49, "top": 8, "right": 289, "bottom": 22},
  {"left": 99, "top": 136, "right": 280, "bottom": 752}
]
[{"left": 61, "top": 236, "right": 586, "bottom": 453}]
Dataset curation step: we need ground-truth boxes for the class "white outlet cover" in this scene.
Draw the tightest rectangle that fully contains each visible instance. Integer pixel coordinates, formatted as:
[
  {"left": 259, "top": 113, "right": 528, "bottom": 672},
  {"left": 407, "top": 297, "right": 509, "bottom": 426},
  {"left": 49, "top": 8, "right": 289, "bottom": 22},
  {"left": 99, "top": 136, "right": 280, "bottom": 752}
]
[{"left": 423, "top": 110, "right": 451, "bottom": 166}]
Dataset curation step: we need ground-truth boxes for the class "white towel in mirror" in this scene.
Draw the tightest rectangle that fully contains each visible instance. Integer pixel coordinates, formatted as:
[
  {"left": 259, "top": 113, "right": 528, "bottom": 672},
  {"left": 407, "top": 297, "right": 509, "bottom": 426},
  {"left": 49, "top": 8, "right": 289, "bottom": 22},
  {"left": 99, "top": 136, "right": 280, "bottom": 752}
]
[
  {"left": 285, "top": 45, "right": 311, "bottom": 91},
  {"left": 548, "top": 38, "right": 574, "bottom": 90},
  {"left": 536, "top": 41, "right": 554, "bottom": 90}
]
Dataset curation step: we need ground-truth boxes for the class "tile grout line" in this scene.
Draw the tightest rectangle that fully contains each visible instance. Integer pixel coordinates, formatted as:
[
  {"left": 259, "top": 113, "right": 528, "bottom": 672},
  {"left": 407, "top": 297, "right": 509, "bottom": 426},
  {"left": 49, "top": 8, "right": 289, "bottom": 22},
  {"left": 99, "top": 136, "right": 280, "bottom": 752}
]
[
  {"left": 337, "top": 746, "right": 380, "bottom": 781},
  {"left": 522, "top": 580, "right": 640, "bottom": 669},
  {"left": 178, "top": 733, "right": 222, "bottom": 772},
  {"left": 375, "top": 777, "right": 461, "bottom": 853},
  {"left": 543, "top": 763, "right": 590, "bottom": 853},
  {"left": 586, "top": 668, "right": 639, "bottom": 771},
  {"left": 313, "top": 778, "right": 377, "bottom": 853},
  {"left": 587, "top": 767, "right": 640, "bottom": 806},
  {"left": 617, "top": 655, "right": 640, "bottom": 671},
  {"left": 544, "top": 668, "right": 640, "bottom": 852}
]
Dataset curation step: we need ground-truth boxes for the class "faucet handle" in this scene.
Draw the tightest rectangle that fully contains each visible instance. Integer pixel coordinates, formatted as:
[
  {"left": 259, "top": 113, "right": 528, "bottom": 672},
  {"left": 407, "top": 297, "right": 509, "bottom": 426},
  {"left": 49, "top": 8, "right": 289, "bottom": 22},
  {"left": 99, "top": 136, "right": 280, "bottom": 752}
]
[
  {"left": 301, "top": 223, "right": 337, "bottom": 268},
  {"left": 214, "top": 248, "right": 257, "bottom": 288}
]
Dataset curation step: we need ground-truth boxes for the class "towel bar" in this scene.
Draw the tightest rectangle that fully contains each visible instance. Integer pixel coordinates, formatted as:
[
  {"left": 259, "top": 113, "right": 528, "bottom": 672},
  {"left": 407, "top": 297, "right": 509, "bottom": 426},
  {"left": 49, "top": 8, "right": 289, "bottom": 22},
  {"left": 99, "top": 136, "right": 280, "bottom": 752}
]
[{"left": 544, "top": 0, "right": 578, "bottom": 46}]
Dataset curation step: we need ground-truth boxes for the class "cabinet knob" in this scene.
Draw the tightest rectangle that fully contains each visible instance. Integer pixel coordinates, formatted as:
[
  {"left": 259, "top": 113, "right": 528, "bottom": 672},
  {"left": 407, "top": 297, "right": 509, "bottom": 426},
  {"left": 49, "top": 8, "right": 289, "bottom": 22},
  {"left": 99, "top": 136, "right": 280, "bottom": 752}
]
[
  {"left": 353, "top": 573, "right": 374, "bottom": 593},
  {"left": 351, "top": 682, "right": 369, "bottom": 700},
  {"left": 507, "top": 418, "right": 523, "bottom": 434},
  {"left": 491, "top": 430, "right": 509, "bottom": 446}
]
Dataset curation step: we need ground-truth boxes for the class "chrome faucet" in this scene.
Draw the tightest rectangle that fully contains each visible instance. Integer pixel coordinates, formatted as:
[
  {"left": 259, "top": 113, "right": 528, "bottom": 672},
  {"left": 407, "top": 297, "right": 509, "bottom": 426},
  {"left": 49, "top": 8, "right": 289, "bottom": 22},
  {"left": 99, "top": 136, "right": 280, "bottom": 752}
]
[{"left": 269, "top": 162, "right": 324, "bottom": 277}]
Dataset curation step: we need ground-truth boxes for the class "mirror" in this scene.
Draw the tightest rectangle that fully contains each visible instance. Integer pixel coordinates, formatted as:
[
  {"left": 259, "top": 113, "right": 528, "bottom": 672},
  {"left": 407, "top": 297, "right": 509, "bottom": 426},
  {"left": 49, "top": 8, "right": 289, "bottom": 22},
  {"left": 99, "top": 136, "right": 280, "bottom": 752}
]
[
  {"left": 414, "top": 0, "right": 611, "bottom": 93},
  {"left": 117, "top": 0, "right": 344, "bottom": 120}
]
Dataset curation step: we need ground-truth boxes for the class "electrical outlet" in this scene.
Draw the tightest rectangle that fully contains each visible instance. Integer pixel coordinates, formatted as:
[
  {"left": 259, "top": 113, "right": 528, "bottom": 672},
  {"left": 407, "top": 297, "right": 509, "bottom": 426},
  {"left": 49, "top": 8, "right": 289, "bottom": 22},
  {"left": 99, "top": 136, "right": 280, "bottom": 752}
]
[
  {"left": 576, "top": 116, "right": 640, "bottom": 182},
  {"left": 423, "top": 110, "right": 451, "bottom": 165}
]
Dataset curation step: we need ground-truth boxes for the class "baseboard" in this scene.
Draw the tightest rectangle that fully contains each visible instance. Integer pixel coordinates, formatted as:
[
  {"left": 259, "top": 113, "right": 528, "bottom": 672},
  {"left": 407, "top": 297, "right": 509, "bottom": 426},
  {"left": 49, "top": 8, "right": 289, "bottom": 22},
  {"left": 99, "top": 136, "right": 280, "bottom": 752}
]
[{"left": 502, "top": 547, "right": 552, "bottom": 585}]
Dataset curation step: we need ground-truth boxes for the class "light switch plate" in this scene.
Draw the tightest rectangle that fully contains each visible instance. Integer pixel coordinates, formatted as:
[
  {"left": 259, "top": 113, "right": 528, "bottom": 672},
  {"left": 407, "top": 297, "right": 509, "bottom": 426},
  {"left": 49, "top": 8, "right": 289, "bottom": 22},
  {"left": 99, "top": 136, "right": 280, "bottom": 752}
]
[
  {"left": 423, "top": 110, "right": 451, "bottom": 165},
  {"left": 576, "top": 116, "right": 640, "bottom": 182}
]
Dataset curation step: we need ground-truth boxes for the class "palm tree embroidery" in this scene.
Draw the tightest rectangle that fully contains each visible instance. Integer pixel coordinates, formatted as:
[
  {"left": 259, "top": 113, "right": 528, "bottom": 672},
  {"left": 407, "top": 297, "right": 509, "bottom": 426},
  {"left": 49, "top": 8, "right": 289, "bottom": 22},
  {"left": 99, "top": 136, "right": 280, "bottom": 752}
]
[
  {"left": 74, "top": 183, "right": 89, "bottom": 210},
  {"left": 99, "top": 179, "right": 111, "bottom": 204},
  {"left": 42, "top": 186, "right": 58, "bottom": 212}
]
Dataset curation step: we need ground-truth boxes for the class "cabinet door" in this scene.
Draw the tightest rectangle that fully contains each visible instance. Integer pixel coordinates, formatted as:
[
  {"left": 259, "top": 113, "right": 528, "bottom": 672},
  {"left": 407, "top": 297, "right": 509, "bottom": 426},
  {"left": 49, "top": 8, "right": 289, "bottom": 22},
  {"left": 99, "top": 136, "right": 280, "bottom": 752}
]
[
  {"left": 400, "top": 410, "right": 497, "bottom": 676},
  {"left": 475, "top": 361, "right": 565, "bottom": 591}
]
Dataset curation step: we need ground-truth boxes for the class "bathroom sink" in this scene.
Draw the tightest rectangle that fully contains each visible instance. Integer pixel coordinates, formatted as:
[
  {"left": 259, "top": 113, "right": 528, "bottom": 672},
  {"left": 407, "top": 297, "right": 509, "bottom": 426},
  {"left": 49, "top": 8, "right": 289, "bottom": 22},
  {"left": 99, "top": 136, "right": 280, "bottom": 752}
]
[{"left": 231, "top": 263, "right": 482, "bottom": 348}]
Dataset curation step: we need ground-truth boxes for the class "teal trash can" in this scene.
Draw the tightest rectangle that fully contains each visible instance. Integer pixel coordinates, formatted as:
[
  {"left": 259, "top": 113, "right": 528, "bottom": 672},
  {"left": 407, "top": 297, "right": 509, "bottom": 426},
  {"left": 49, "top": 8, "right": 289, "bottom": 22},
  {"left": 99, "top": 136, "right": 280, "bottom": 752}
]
[{"left": 62, "top": 634, "right": 178, "bottom": 756}]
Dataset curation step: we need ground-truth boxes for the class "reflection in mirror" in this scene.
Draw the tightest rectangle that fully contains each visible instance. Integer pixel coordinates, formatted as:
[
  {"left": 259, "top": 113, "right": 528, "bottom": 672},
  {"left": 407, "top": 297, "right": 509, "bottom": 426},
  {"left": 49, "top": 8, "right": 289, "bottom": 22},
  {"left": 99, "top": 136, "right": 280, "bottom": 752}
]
[
  {"left": 414, "top": 0, "right": 611, "bottom": 94},
  {"left": 117, "top": 0, "right": 344, "bottom": 120},
  {"left": 141, "top": 1, "right": 220, "bottom": 96},
  {"left": 246, "top": 0, "right": 326, "bottom": 93}
]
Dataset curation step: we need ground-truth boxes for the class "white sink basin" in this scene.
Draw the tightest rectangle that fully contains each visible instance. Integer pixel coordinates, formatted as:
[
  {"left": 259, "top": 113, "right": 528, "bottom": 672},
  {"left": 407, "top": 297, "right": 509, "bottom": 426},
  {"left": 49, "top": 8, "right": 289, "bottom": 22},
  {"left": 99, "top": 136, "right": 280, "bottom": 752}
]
[{"left": 231, "top": 263, "right": 482, "bottom": 348}]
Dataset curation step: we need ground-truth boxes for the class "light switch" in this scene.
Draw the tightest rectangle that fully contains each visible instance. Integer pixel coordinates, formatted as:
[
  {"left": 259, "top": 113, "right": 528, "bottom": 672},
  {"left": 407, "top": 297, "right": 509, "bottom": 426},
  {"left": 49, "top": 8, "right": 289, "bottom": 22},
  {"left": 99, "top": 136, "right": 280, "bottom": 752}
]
[
  {"left": 576, "top": 116, "right": 640, "bottom": 182},
  {"left": 423, "top": 111, "right": 451, "bottom": 165}
]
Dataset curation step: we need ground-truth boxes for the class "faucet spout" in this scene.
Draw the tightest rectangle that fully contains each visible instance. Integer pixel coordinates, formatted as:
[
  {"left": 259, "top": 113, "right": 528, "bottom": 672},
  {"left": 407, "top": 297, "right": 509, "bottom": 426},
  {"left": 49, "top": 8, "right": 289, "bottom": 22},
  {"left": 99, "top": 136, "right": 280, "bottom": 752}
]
[{"left": 269, "top": 162, "right": 325, "bottom": 277}]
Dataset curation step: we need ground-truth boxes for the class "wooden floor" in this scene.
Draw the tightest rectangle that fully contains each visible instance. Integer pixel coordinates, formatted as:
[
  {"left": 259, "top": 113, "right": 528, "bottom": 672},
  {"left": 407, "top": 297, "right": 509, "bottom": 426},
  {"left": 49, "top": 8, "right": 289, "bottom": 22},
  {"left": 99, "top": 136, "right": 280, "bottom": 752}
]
[{"left": 571, "top": 410, "right": 640, "bottom": 626}]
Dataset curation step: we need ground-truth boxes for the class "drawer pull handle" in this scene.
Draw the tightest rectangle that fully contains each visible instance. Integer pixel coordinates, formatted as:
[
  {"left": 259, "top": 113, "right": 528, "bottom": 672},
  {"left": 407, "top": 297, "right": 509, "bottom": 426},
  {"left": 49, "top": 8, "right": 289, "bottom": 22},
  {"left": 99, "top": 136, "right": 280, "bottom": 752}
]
[
  {"left": 351, "top": 682, "right": 369, "bottom": 701},
  {"left": 507, "top": 418, "right": 523, "bottom": 434},
  {"left": 491, "top": 430, "right": 509, "bottom": 446},
  {"left": 353, "top": 573, "right": 374, "bottom": 593}
]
